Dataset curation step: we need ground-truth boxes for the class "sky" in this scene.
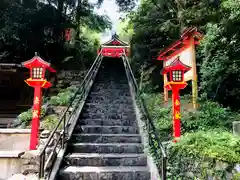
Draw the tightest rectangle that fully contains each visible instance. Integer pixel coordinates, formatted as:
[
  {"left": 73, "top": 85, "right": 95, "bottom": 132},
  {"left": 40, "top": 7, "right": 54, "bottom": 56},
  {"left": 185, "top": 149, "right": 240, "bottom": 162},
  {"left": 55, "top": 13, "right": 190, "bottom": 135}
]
[{"left": 92, "top": 0, "right": 123, "bottom": 43}]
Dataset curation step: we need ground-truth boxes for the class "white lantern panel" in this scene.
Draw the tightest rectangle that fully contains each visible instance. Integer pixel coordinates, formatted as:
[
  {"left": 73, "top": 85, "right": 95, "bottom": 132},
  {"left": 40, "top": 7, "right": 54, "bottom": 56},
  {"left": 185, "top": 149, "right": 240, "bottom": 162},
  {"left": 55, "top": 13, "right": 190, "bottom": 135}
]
[{"left": 32, "top": 67, "right": 43, "bottom": 79}]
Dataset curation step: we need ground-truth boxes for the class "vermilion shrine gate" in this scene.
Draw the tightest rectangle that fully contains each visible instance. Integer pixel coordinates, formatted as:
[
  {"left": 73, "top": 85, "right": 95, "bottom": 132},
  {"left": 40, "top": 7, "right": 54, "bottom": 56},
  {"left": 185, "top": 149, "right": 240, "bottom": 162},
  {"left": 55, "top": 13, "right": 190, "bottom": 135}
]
[{"left": 98, "top": 34, "right": 130, "bottom": 58}]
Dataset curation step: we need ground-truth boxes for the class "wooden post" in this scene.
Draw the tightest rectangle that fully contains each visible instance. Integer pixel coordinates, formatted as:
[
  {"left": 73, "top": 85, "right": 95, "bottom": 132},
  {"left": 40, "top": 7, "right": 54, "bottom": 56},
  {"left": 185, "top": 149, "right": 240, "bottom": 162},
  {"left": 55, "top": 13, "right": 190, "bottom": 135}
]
[
  {"left": 189, "top": 37, "right": 198, "bottom": 109},
  {"left": 29, "top": 86, "right": 42, "bottom": 150},
  {"left": 163, "top": 60, "right": 168, "bottom": 105},
  {"left": 172, "top": 87, "right": 181, "bottom": 142}
]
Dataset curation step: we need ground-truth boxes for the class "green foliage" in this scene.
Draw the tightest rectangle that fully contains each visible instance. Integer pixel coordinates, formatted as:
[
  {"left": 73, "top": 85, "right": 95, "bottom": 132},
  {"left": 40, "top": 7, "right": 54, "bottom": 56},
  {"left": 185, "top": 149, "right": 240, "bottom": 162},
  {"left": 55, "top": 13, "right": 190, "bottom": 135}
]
[
  {"left": 18, "top": 107, "right": 46, "bottom": 125},
  {"left": 199, "top": 1, "right": 240, "bottom": 109},
  {"left": 143, "top": 93, "right": 240, "bottom": 141},
  {"left": 117, "top": 17, "right": 133, "bottom": 43},
  {"left": 66, "top": 85, "right": 78, "bottom": 93},
  {"left": 233, "top": 173, "right": 240, "bottom": 180},
  {"left": 171, "top": 131, "right": 240, "bottom": 163},
  {"left": 124, "top": 0, "right": 180, "bottom": 91},
  {"left": 1, "top": 0, "right": 137, "bottom": 68},
  {"left": 143, "top": 93, "right": 240, "bottom": 178},
  {"left": 42, "top": 115, "right": 62, "bottom": 130},
  {"left": 168, "top": 131, "right": 240, "bottom": 179},
  {"left": 126, "top": 0, "right": 240, "bottom": 109},
  {"left": 67, "top": 26, "right": 103, "bottom": 68},
  {"left": 18, "top": 110, "right": 32, "bottom": 125},
  {"left": 18, "top": 85, "right": 78, "bottom": 127},
  {"left": 49, "top": 90, "right": 75, "bottom": 106},
  {"left": 127, "top": 0, "right": 240, "bottom": 177},
  {"left": 182, "top": 101, "right": 240, "bottom": 132}
]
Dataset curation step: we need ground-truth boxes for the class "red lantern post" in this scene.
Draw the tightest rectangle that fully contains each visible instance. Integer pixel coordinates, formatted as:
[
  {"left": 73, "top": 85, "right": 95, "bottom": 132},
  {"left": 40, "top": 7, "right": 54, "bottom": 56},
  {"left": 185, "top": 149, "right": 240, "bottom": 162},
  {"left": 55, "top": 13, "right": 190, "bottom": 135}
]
[
  {"left": 65, "top": 28, "right": 71, "bottom": 41},
  {"left": 161, "top": 57, "right": 191, "bottom": 142},
  {"left": 22, "top": 55, "right": 56, "bottom": 150}
]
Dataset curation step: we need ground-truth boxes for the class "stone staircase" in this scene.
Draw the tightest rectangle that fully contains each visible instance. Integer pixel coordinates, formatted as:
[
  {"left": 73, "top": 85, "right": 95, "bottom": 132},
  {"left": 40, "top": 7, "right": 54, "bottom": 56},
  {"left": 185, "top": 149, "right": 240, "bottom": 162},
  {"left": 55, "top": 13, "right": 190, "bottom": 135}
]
[{"left": 57, "top": 58, "right": 150, "bottom": 180}]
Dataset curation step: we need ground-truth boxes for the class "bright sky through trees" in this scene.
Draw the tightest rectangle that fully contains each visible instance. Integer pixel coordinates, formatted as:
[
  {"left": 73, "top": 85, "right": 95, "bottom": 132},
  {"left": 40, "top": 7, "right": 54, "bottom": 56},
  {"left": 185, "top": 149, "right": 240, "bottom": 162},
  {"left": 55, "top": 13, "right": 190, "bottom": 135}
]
[{"left": 91, "top": 0, "right": 126, "bottom": 42}]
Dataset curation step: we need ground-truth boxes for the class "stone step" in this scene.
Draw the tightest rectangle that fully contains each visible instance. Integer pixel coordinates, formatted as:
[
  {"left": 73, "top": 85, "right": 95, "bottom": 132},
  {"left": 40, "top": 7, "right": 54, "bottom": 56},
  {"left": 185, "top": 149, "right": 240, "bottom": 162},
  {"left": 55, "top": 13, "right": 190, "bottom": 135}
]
[
  {"left": 84, "top": 102, "right": 133, "bottom": 106},
  {"left": 74, "top": 125, "right": 139, "bottom": 134},
  {"left": 91, "top": 86, "right": 129, "bottom": 89},
  {"left": 89, "top": 92, "right": 131, "bottom": 97},
  {"left": 94, "top": 81, "right": 128, "bottom": 84},
  {"left": 91, "top": 87, "right": 129, "bottom": 90},
  {"left": 94, "top": 76, "right": 127, "bottom": 79},
  {"left": 90, "top": 88, "right": 130, "bottom": 93},
  {"left": 92, "top": 84, "right": 128, "bottom": 87},
  {"left": 86, "top": 96, "right": 132, "bottom": 101},
  {"left": 85, "top": 99, "right": 133, "bottom": 104},
  {"left": 71, "top": 134, "right": 141, "bottom": 143},
  {"left": 81, "top": 113, "right": 135, "bottom": 120},
  {"left": 84, "top": 103, "right": 133, "bottom": 109},
  {"left": 94, "top": 76, "right": 126, "bottom": 79},
  {"left": 93, "top": 82, "right": 128, "bottom": 84},
  {"left": 78, "top": 119, "right": 137, "bottom": 126},
  {"left": 94, "top": 81, "right": 128, "bottom": 83},
  {"left": 87, "top": 95, "right": 131, "bottom": 100},
  {"left": 64, "top": 153, "right": 147, "bottom": 166},
  {"left": 58, "top": 166, "right": 150, "bottom": 180},
  {"left": 68, "top": 143, "right": 144, "bottom": 153},
  {"left": 0, "top": 124, "right": 8, "bottom": 128},
  {"left": 82, "top": 106, "right": 135, "bottom": 116},
  {"left": 81, "top": 113, "right": 135, "bottom": 119},
  {"left": 81, "top": 108, "right": 135, "bottom": 114}
]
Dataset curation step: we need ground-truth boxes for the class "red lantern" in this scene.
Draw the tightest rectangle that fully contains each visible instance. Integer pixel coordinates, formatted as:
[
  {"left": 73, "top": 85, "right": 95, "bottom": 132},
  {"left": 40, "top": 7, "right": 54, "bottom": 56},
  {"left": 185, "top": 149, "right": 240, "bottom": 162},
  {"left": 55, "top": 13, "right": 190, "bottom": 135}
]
[
  {"left": 65, "top": 28, "right": 71, "bottom": 41},
  {"left": 22, "top": 55, "right": 56, "bottom": 150},
  {"left": 161, "top": 57, "right": 191, "bottom": 142}
]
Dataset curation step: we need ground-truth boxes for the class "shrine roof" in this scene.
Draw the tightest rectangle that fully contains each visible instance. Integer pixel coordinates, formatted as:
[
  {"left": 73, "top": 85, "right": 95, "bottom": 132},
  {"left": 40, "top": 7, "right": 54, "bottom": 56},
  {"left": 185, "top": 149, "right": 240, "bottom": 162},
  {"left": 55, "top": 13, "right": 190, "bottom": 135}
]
[
  {"left": 161, "top": 57, "right": 191, "bottom": 74},
  {"left": 101, "top": 36, "right": 129, "bottom": 47},
  {"left": 22, "top": 56, "right": 56, "bottom": 72},
  {"left": 156, "top": 27, "right": 203, "bottom": 61}
]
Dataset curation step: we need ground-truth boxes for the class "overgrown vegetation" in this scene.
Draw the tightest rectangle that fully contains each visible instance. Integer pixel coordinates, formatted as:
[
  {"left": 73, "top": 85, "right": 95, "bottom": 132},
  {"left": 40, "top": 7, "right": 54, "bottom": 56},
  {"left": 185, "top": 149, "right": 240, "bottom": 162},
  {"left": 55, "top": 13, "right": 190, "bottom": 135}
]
[
  {"left": 18, "top": 106, "right": 47, "bottom": 127},
  {"left": 0, "top": 0, "right": 136, "bottom": 68},
  {"left": 49, "top": 85, "right": 78, "bottom": 106},
  {"left": 168, "top": 131, "right": 240, "bottom": 179},
  {"left": 142, "top": 93, "right": 240, "bottom": 140},
  {"left": 141, "top": 93, "right": 240, "bottom": 178},
  {"left": 117, "top": 1, "right": 240, "bottom": 177},
  {"left": 42, "top": 114, "right": 62, "bottom": 130},
  {"left": 18, "top": 85, "right": 78, "bottom": 128},
  {"left": 119, "top": 0, "right": 240, "bottom": 110}
]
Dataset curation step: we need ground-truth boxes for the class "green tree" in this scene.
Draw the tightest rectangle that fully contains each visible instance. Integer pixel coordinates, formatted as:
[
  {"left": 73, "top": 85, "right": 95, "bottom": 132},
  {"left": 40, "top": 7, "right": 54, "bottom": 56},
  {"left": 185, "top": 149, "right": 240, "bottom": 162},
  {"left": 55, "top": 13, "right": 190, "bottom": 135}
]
[
  {"left": 127, "top": 0, "right": 180, "bottom": 91},
  {"left": 199, "top": 0, "right": 240, "bottom": 109},
  {"left": 117, "top": 17, "right": 133, "bottom": 43},
  {"left": 126, "top": 0, "right": 240, "bottom": 109},
  {"left": 0, "top": 0, "right": 136, "bottom": 68}
]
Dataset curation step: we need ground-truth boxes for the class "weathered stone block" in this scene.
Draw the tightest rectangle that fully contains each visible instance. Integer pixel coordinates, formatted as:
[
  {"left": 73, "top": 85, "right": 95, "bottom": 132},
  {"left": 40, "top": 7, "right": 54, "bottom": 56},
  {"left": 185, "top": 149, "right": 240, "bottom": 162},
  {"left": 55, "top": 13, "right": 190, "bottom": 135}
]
[
  {"left": 20, "top": 150, "right": 40, "bottom": 174},
  {"left": 7, "top": 174, "right": 26, "bottom": 180},
  {"left": 40, "top": 130, "right": 50, "bottom": 139},
  {"left": 233, "top": 121, "right": 240, "bottom": 136}
]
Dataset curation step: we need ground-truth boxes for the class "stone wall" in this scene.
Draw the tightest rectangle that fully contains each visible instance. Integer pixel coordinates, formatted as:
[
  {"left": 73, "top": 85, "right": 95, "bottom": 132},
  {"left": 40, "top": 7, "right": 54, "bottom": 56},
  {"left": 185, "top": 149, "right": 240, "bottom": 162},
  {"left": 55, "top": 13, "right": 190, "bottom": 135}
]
[
  {"left": 233, "top": 121, "right": 240, "bottom": 136},
  {"left": 0, "top": 129, "right": 31, "bottom": 179},
  {"left": 56, "top": 70, "right": 85, "bottom": 88},
  {"left": 0, "top": 156, "right": 23, "bottom": 180},
  {"left": 0, "top": 129, "right": 31, "bottom": 151}
]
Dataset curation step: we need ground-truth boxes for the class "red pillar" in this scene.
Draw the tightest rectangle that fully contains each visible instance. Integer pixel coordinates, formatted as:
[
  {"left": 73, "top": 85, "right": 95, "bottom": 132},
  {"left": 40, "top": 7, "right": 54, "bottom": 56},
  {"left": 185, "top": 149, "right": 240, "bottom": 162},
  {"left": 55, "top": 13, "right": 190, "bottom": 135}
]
[
  {"left": 29, "top": 86, "right": 42, "bottom": 150},
  {"left": 172, "top": 88, "right": 181, "bottom": 142}
]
